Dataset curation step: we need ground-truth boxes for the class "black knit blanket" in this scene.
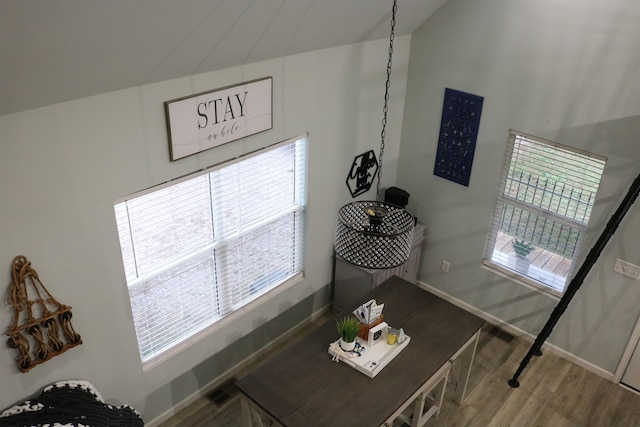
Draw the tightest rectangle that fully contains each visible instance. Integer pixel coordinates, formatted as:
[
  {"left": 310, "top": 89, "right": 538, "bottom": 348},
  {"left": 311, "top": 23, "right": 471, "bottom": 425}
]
[{"left": 0, "top": 380, "right": 143, "bottom": 427}]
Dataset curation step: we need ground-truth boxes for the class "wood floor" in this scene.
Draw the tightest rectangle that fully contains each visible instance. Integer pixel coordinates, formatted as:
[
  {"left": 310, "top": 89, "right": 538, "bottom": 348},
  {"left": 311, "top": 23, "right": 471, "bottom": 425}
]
[{"left": 158, "top": 319, "right": 640, "bottom": 427}]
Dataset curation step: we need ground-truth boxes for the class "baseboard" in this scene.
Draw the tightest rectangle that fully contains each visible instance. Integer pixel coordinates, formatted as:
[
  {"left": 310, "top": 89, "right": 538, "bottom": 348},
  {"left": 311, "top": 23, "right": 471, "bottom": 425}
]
[
  {"left": 416, "top": 280, "right": 614, "bottom": 382},
  {"left": 620, "top": 382, "right": 640, "bottom": 396},
  {"left": 145, "top": 303, "right": 332, "bottom": 427}
]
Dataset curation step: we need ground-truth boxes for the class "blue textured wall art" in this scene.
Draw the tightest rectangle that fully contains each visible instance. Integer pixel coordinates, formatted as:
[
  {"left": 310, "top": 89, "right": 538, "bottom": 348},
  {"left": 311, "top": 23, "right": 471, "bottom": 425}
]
[{"left": 433, "top": 88, "right": 484, "bottom": 187}]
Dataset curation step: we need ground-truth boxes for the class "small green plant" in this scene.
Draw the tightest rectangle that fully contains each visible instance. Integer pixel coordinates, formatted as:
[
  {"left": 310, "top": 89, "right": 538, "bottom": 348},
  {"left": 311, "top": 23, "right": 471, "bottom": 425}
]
[
  {"left": 512, "top": 239, "right": 535, "bottom": 257},
  {"left": 336, "top": 316, "right": 361, "bottom": 343}
]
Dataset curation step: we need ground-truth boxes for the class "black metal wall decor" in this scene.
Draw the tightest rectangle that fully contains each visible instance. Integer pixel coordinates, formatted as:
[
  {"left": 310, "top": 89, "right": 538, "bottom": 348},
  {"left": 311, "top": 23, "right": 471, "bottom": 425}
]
[
  {"left": 433, "top": 88, "right": 484, "bottom": 187},
  {"left": 6, "top": 256, "right": 82, "bottom": 373},
  {"left": 346, "top": 150, "right": 378, "bottom": 198}
]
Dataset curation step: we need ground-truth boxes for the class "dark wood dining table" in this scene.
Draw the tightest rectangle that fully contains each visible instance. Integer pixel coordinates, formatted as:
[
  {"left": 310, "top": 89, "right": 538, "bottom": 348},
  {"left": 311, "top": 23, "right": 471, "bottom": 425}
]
[{"left": 236, "top": 275, "right": 485, "bottom": 427}]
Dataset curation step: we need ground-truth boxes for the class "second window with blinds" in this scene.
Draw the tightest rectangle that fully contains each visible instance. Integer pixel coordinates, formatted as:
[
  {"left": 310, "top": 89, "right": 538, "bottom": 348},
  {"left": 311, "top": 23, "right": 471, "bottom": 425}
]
[
  {"left": 114, "top": 135, "right": 307, "bottom": 367},
  {"left": 483, "top": 130, "right": 606, "bottom": 296}
]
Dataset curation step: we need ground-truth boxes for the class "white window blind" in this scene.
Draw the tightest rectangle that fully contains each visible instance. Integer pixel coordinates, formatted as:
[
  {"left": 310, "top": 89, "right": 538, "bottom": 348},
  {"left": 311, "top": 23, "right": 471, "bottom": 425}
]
[
  {"left": 114, "top": 135, "right": 307, "bottom": 365},
  {"left": 483, "top": 130, "right": 606, "bottom": 294}
]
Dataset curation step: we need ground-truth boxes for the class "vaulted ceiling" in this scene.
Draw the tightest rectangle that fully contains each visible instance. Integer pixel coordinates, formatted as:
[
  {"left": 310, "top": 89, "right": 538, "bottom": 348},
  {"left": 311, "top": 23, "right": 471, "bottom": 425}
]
[{"left": 0, "top": 0, "right": 449, "bottom": 116}]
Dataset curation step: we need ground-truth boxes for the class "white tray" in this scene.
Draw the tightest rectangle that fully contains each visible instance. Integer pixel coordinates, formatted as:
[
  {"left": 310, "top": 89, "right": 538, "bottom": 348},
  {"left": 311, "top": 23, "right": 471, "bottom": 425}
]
[{"left": 328, "top": 334, "right": 411, "bottom": 378}]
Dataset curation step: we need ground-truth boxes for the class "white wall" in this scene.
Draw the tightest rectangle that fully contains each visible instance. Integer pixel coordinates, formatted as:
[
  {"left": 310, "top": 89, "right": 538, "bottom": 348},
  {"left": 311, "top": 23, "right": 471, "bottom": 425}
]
[
  {"left": 0, "top": 36, "right": 410, "bottom": 422},
  {"left": 398, "top": 0, "right": 640, "bottom": 375}
]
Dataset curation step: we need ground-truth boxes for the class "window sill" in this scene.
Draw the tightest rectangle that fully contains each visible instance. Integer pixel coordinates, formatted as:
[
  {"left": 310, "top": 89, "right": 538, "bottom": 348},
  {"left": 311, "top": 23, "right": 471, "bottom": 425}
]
[
  {"left": 140, "top": 272, "right": 304, "bottom": 371},
  {"left": 482, "top": 260, "right": 562, "bottom": 301}
]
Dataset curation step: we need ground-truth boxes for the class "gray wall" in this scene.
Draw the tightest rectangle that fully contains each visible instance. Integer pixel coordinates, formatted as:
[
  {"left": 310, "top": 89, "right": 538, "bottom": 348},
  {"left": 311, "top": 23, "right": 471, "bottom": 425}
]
[
  {"left": 2, "top": 0, "right": 638, "bottom": 421},
  {"left": 0, "top": 37, "right": 410, "bottom": 423},
  {"left": 398, "top": 0, "right": 640, "bottom": 375}
]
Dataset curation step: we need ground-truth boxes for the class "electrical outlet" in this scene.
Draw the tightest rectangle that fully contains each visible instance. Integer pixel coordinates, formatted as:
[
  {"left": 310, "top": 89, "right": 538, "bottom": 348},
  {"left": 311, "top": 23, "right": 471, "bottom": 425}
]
[
  {"left": 441, "top": 260, "right": 450, "bottom": 273},
  {"left": 614, "top": 259, "right": 640, "bottom": 280}
]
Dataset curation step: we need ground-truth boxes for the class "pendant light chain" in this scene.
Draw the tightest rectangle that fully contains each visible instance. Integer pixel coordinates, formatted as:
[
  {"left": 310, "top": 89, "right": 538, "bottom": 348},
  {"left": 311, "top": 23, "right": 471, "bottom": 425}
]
[
  {"left": 334, "top": 0, "right": 413, "bottom": 270},
  {"left": 376, "top": 0, "right": 397, "bottom": 201}
]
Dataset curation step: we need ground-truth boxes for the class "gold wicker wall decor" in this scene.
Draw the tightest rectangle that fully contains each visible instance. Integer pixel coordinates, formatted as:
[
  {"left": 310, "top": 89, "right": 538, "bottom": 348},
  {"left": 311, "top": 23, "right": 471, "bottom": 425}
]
[{"left": 6, "top": 255, "right": 82, "bottom": 373}]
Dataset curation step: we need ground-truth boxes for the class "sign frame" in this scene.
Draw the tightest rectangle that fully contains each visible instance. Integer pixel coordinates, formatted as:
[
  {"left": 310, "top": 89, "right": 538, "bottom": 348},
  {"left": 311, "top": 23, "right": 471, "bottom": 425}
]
[{"left": 165, "top": 77, "right": 273, "bottom": 161}]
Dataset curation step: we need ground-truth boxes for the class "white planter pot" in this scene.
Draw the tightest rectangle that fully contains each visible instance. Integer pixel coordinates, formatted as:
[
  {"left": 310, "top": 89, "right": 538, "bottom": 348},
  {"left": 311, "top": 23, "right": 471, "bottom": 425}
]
[
  {"left": 512, "top": 253, "right": 531, "bottom": 274},
  {"left": 339, "top": 338, "right": 356, "bottom": 352}
]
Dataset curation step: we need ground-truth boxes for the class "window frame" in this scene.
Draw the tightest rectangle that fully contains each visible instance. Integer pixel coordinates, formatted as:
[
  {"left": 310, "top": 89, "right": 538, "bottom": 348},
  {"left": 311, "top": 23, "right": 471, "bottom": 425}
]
[
  {"left": 114, "top": 135, "right": 307, "bottom": 368},
  {"left": 482, "top": 129, "right": 606, "bottom": 296}
]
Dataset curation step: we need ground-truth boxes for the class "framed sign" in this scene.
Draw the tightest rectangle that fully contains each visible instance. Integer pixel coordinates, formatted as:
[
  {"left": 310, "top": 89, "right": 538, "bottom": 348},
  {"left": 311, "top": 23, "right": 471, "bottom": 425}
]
[
  {"left": 165, "top": 77, "right": 272, "bottom": 161},
  {"left": 368, "top": 322, "right": 388, "bottom": 347}
]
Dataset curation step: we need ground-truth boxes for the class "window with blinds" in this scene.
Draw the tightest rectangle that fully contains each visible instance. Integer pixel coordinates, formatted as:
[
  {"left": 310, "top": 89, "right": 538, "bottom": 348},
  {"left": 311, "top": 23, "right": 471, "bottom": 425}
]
[
  {"left": 114, "top": 135, "right": 307, "bottom": 366},
  {"left": 483, "top": 130, "right": 606, "bottom": 295}
]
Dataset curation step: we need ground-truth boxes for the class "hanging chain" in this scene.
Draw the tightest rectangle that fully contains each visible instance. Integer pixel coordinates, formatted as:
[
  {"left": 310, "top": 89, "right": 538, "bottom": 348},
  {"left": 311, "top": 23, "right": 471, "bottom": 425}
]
[{"left": 376, "top": 0, "right": 397, "bottom": 201}]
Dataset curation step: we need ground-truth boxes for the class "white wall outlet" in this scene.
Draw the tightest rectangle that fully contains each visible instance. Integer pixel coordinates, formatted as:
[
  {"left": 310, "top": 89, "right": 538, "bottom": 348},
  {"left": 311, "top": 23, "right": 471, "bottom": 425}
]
[
  {"left": 441, "top": 260, "right": 450, "bottom": 273},
  {"left": 614, "top": 259, "right": 640, "bottom": 280}
]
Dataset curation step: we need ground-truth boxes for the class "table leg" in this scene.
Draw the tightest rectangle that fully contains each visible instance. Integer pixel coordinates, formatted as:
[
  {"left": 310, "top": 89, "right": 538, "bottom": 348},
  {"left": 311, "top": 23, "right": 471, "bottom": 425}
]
[
  {"left": 453, "top": 330, "right": 480, "bottom": 404},
  {"left": 241, "top": 395, "right": 282, "bottom": 427},
  {"left": 388, "top": 361, "right": 451, "bottom": 427},
  {"left": 434, "top": 369, "right": 448, "bottom": 418},
  {"left": 241, "top": 397, "right": 255, "bottom": 427}
]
